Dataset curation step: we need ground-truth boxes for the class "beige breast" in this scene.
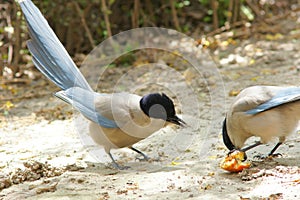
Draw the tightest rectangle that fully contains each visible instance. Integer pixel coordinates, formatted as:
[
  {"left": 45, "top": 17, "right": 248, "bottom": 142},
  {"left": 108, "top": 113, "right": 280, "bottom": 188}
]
[{"left": 100, "top": 127, "right": 143, "bottom": 148}]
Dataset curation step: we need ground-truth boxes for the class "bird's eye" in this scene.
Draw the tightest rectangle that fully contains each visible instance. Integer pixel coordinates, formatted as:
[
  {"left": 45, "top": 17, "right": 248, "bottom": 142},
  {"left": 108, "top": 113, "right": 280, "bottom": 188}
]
[{"left": 148, "top": 104, "right": 167, "bottom": 120}]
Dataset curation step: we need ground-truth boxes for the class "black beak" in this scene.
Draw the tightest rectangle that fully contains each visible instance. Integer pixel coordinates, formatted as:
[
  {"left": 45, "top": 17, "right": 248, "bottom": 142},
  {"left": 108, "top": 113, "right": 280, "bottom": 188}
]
[
  {"left": 167, "top": 115, "right": 187, "bottom": 127},
  {"left": 243, "top": 152, "right": 248, "bottom": 161}
]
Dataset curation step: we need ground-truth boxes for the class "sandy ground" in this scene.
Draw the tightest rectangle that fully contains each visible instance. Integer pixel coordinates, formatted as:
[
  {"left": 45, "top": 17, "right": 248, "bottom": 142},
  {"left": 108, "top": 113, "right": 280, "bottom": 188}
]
[{"left": 1, "top": 35, "right": 300, "bottom": 200}]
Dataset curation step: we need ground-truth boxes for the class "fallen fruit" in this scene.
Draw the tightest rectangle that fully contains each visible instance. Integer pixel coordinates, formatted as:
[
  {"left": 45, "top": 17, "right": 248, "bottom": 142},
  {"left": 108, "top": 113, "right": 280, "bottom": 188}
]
[{"left": 220, "top": 150, "right": 251, "bottom": 172}]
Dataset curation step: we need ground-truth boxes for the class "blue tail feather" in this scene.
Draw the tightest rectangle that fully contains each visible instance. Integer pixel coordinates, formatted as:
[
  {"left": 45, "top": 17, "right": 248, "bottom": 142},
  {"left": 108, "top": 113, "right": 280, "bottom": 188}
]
[
  {"left": 20, "top": 0, "right": 118, "bottom": 129},
  {"left": 20, "top": 0, "right": 92, "bottom": 91}
]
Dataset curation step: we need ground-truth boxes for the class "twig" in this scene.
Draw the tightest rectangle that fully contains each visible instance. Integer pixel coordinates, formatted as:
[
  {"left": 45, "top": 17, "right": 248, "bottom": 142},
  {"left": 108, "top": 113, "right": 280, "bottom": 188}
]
[
  {"left": 245, "top": 0, "right": 267, "bottom": 23},
  {"left": 145, "top": 0, "right": 155, "bottom": 20},
  {"left": 206, "top": 20, "right": 247, "bottom": 36},
  {"left": 232, "top": 0, "right": 240, "bottom": 23},
  {"left": 101, "top": 0, "right": 112, "bottom": 38},
  {"left": 264, "top": 11, "right": 291, "bottom": 24},
  {"left": 1, "top": 91, "right": 53, "bottom": 102},
  {"left": 13, "top": 1, "right": 21, "bottom": 65},
  {"left": 132, "top": 0, "right": 140, "bottom": 28},
  {"left": 227, "top": 0, "right": 233, "bottom": 23},
  {"left": 140, "top": 10, "right": 156, "bottom": 27},
  {"left": 7, "top": 45, "right": 13, "bottom": 66},
  {"left": 6, "top": 3, "right": 13, "bottom": 65},
  {"left": 0, "top": 78, "right": 31, "bottom": 85},
  {"left": 73, "top": 2, "right": 95, "bottom": 49},
  {"left": 170, "top": 0, "right": 181, "bottom": 31},
  {"left": 211, "top": 0, "right": 219, "bottom": 30},
  {"left": 245, "top": 0, "right": 261, "bottom": 17}
]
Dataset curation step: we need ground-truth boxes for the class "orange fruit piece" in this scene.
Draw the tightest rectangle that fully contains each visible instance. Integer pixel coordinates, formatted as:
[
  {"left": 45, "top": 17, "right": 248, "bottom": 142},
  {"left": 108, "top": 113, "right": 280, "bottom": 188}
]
[{"left": 220, "top": 150, "right": 251, "bottom": 172}]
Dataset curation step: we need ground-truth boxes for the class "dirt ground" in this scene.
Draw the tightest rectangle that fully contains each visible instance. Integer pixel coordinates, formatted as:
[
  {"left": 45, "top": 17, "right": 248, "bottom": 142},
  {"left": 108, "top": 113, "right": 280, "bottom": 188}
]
[{"left": 1, "top": 27, "right": 300, "bottom": 199}]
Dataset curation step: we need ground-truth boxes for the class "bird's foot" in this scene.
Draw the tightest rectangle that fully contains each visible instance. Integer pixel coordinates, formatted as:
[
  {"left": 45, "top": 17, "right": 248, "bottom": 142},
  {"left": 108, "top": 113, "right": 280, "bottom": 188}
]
[
  {"left": 267, "top": 153, "right": 282, "bottom": 158},
  {"left": 135, "top": 156, "right": 161, "bottom": 162},
  {"left": 130, "top": 147, "right": 158, "bottom": 162},
  {"left": 110, "top": 162, "right": 130, "bottom": 170},
  {"left": 135, "top": 155, "right": 150, "bottom": 162},
  {"left": 253, "top": 154, "right": 266, "bottom": 160},
  {"left": 254, "top": 153, "right": 282, "bottom": 160}
]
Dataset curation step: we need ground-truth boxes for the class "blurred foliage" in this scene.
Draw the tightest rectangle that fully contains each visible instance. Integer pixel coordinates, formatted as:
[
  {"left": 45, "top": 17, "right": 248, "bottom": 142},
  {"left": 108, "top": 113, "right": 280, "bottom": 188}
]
[{"left": 0, "top": 0, "right": 299, "bottom": 78}]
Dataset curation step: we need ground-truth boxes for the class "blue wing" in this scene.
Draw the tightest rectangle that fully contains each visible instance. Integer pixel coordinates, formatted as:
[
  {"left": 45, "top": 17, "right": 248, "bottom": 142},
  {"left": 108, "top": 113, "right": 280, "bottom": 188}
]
[
  {"left": 246, "top": 87, "right": 300, "bottom": 115},
  {"left": 55, "top": 87, "right": 118, "bottom": 129}
]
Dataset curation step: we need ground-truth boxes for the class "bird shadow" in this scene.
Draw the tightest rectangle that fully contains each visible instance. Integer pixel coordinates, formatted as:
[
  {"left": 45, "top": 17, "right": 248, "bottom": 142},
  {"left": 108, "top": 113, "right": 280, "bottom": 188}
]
[{"left": 79, "top": 161, "right": 185, "bottom": 175}]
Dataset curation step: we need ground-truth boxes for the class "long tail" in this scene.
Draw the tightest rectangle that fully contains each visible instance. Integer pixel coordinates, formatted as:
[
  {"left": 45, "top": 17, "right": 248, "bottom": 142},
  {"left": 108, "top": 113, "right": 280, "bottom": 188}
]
[{"left": 19, "top": 0, "right": 92, "bottom": 91}]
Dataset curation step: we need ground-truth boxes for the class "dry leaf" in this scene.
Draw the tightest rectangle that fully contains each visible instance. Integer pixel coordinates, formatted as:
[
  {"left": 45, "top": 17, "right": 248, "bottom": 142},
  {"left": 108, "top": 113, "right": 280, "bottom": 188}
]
[{"left": 229, "top": 89, "right": 240, "bottom": 97}]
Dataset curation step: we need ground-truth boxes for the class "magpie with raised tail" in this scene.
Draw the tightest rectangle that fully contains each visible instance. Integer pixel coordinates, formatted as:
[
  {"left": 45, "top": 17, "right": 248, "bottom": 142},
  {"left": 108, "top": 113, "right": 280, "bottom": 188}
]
[{"left": 19, "top": 0, "right": 186, "bottom": 169}]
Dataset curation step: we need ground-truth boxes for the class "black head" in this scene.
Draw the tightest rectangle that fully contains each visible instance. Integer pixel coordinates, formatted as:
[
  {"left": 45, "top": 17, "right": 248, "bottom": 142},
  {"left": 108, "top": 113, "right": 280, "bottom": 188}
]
[
  {"left": 140, "top": 93, "right": 186, "bottom": 127},
  {"left": 222, "top": 118, "right": 247, "bottom": 160},
  {"left": 222, "top": 118, "right": 236, "bottom": 151}
]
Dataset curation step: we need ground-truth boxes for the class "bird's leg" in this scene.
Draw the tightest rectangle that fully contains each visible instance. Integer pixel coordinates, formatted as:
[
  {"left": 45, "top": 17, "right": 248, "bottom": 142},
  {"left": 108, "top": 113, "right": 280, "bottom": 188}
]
[
  {"left": 129, "top": 147, "right": 150, "bottom": 161},
  {"left": 251, "top": 141, "right": 283, "bottom": 160},
  {"left": 240, "top": 141, "right": 262, "bottom": 152},
  {"left": 240, "top": 141, "right": 262, "bottom": 160},
  {"left": 268, "top": 142, "right": 283, "bottom": 157},
  {"left": 108, "top": 151, "right": 130, "bottom": 170}
]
